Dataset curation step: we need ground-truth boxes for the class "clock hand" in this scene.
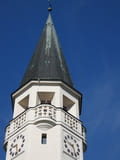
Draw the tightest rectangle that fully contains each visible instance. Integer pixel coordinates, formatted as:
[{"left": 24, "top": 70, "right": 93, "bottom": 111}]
[
  {"left": 16, "top": 144, "right": 18, "bottom": 153},
  {"left": 72, "top": 145, "right": 76, "bottom": 156},
  {"left": 13, "top": 144, "right": 18, "bottom": 153},
  {"left": 67, "top": 141, "right": 76, "bottom": 155}
]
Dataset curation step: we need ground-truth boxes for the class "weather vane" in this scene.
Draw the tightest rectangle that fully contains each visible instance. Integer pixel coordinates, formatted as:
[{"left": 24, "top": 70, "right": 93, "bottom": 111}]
[{"left": 48, "top": 0, "right": 52, "bottom": 12}]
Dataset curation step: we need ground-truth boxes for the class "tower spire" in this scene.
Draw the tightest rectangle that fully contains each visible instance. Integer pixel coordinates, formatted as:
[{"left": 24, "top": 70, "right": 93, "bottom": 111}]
[
  {"left": 20, "top": 13, "right": 73, "bottom": 88},
  {"left": 48, "top": 0, "right": 52, "bottom": 12}
]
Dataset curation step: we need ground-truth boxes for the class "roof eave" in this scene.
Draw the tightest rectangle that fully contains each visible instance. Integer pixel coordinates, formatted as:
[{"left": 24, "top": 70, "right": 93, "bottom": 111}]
[{"left": 11, "top": 80, "right": 82, "bottom": 114}]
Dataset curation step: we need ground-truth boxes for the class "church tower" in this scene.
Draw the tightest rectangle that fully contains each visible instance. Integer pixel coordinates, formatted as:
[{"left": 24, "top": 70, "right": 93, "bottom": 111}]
[{"left": 4, "top": 5, "right": 87, "bottom": 160}]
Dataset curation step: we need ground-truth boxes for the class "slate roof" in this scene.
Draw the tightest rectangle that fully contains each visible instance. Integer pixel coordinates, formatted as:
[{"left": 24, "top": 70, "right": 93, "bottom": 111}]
[{"left": 20, "top": 14, "right": 73, "bottom": 88}]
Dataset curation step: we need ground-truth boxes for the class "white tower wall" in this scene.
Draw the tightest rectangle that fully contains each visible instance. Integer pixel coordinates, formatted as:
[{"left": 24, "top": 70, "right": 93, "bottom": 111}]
[{"left": 4, "top": 81, "right": 86, "bottom": 160}]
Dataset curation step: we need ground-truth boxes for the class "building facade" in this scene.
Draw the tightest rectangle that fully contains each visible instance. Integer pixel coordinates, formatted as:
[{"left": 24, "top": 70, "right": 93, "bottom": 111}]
[{"left": 4, "top": 12, "right": 87, "bottom": 160}]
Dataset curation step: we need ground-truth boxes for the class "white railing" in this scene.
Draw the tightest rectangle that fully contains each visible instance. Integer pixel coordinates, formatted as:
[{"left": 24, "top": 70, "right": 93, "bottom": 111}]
[
  {"left": 5, "top": 104, "right": 86, "bottom": 141},
  {"left": 34, "top": 105, "right": 56, "bottom": 119}
]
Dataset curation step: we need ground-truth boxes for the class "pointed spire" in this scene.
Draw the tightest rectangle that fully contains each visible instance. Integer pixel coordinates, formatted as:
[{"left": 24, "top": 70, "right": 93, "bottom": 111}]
[
  {"left": 46, "top": 13, "right": 53, "bottom": 24},
  {"left": 20, "top": 14, "right": 73, "bottom": 88}
]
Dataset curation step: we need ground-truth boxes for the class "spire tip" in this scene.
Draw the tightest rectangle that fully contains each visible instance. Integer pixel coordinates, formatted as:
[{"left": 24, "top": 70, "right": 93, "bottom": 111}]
[{"left": 48, "top": 0, "right": 52, "bottom": 12}]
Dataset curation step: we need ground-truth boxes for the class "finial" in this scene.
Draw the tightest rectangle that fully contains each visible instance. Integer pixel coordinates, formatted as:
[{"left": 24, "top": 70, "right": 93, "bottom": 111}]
[{"left": 48, "top": 0, "right": 52, "bottom": 12}]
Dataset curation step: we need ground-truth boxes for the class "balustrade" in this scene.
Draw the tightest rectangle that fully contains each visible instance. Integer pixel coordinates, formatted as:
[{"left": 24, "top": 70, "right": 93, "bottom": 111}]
[
  {"left": 64, "top": 113, "right": 78, "bottom": 130},
  {"left": 34, "top": 105, "right": 56, "bottom": 119},
  {"left": 5, "top": 104, "right": 86, "bottom": 141}
]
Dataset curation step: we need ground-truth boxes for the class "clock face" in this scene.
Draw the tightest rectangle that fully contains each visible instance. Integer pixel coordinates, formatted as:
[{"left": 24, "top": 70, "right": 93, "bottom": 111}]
[
  {"left": 63, "top": 134, "right": 80, "bottom": 158},
  {"left": 9, "top": 134, "right": 25, "bottom": 158}
]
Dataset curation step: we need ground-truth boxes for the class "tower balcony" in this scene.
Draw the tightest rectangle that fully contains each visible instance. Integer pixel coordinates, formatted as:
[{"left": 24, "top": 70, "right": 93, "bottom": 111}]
[{"left": 4, "top": 104, "right": 86, "bottom": 149}]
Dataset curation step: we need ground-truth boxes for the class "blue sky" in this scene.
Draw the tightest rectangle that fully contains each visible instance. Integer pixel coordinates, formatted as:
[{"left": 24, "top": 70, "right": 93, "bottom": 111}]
[{"left": 0, "top": 0, "right": 120, "bottom": 159}]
